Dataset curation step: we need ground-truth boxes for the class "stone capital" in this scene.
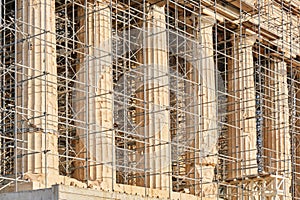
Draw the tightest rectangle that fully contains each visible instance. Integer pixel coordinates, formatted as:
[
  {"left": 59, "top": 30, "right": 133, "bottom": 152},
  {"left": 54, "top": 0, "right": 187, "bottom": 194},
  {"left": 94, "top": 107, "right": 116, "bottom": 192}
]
[
  {"left": 199, "top": 15, "right": 216, "bottom": 27},
  {"left": 271, "top": 55, "right": 286, "bottom": 64},
  {"left": 148, "top": 0, "right": 166, "bottom": 7},
  {"left": 243, "top": 35, "right": 257, "bottom": 46},
  {"left": 189, "top": 15, "right": 215, "bottom": 28},
  {"left": 232, "top": 34, "right": 257, "bottom": 46}
]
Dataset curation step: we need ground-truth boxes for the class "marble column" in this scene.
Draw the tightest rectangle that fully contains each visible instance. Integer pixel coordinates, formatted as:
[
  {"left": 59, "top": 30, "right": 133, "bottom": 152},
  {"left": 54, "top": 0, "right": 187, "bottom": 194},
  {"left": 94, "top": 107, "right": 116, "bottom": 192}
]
[
  {"left": 135, "top": 4, "right": 171, "bottom": 190},
  {"left": 228, "top": 34, "right": 257, "bottom": 179},
  {"left": 263, "top": 58, "right": 291, "bottom": 199},
  {"left": 74, "top": 0, "right": 115, "bottom": 189},
  {"left": 185, "top": 16, "right": 218, "bottom": 197},
  {"left": 16, "top": 0, "right": 58, "bottom": 176},
  {"left": 264, "top": 59, "right": 290, "bottom": 173},
  {"left": 199, "top": 16, "right": 218, "bottom": 198}
]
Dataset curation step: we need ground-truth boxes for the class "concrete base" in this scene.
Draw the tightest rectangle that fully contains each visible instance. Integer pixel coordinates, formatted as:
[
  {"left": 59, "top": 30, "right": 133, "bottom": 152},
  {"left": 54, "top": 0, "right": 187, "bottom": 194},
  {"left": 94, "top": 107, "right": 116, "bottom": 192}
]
[{"left": 0, "top": 182, "right": 218, "bottom": 200}]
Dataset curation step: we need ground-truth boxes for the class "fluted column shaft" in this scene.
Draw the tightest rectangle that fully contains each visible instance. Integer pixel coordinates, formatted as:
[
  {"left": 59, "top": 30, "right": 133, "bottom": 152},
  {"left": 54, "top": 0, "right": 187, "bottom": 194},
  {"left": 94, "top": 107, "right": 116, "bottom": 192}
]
[
  {"left": 16, "top": 0, "right": 58, "bottom": 175},
  {"left": 264, "top": 59, "right": 291, "bottom": 199},
  {"left": 274, "top": 61, "right": 290, "bottom": 173},
  {"left": 74, "top": 1, "right": 115, "bottom": 189},
  {"left": 186, "top": 16, "right": 218, "bottom": 197},
  {"left": 199, "top": 17, "right": 218, "bottom": 198},
  {"left": 228, "top": 34, "right": 257, "bottom": 179},
  {"left": 264, "top": 59, "right": 290, "bottom": 173},
  {"left": 136, "top": 5, "right": 171, "bottom": 190}
]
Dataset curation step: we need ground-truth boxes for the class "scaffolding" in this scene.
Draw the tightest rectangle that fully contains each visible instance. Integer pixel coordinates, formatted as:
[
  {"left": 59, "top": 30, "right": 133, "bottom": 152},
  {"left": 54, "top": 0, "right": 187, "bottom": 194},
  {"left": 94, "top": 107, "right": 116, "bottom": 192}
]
[{"left": 0, "top": 0, "right": 300, "bottom": 199}]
